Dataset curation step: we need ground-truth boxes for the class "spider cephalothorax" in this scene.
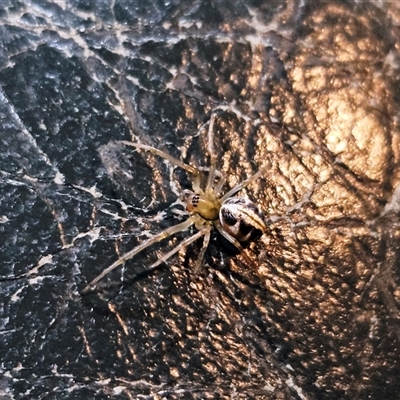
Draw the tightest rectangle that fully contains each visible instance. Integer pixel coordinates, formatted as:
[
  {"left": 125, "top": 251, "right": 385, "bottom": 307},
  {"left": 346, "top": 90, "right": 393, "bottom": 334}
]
[{"left": 82, "top": 114, "right": 267, "bottom": 293}]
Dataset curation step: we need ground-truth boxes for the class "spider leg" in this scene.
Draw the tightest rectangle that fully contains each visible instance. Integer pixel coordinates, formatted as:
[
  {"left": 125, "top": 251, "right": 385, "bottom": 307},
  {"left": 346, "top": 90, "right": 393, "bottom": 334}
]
[
  {"left": 81, "top": 215, "right": 198, "bottom": 293},
  {"left": 205, "top": 114, "right": 218, "bottom": 194},
  {"left": 214, "top": 220, "right": 254, "bottom": 266},
  {"left": 220, "top": 163, "right": 270, "bottom": 202},
  {"left": 193, "top": 227, "right": 211, "bottom": 273},
  {"left": 143, "top": 225, "right": 211, "bottom": 273},
  {"left": 213, "top": 173, "right": 226, "bottom": 197},
  {"left": 121, "top": 141, "right": 200, "bottom": 176},
  {"left": 197, "top": 166, "right": 224, "bottom": 194}
]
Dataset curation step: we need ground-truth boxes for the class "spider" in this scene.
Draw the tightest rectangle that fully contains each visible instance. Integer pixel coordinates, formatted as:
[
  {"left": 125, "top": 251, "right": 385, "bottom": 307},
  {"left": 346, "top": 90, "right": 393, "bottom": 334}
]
[{"left": 82, "top": 114, "right": 267, "bottom": 293}]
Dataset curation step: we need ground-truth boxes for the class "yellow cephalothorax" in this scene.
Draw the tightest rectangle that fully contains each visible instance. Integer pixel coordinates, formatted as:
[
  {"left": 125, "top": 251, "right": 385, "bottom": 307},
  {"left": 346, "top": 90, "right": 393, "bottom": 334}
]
[{"left": 183, "top": 191, "right": 221, "bottom": 221}]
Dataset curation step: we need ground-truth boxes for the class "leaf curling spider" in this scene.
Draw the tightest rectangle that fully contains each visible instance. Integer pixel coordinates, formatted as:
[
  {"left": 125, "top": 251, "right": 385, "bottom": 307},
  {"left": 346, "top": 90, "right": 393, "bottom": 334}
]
[{"left": 82, "top": 114, "right": 268, "bottom": 293}]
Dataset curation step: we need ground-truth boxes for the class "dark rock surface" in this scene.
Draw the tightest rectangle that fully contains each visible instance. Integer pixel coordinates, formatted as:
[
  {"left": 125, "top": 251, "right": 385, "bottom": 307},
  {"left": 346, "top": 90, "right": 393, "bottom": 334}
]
[{"left": 1, "top": 1, "right": 400, "bottom": 399}]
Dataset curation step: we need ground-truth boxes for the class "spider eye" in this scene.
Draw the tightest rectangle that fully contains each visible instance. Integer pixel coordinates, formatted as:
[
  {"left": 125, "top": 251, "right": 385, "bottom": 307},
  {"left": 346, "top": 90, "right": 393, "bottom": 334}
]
[{"left": 219, "top": 197, "right": 266, "bottom": 243}]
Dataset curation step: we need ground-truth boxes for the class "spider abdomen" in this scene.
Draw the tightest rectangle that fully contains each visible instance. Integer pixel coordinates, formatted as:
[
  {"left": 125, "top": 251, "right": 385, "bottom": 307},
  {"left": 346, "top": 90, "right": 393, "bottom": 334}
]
[{"left": 219, "top": 197, "right": 266, "bottom": 244}]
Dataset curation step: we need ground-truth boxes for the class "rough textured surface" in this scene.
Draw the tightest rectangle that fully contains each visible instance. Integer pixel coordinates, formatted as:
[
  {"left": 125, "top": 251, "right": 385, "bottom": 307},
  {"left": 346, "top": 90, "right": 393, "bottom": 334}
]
[{"left": 1, "top": 1, "right": 400, "bottom": 399}]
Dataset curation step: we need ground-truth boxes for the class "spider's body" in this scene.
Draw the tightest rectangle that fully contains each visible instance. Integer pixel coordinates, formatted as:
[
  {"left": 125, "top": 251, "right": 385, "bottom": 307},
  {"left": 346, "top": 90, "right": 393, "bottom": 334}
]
[{"left": 82, "top": 114, "right": 267, "bottom": 293}]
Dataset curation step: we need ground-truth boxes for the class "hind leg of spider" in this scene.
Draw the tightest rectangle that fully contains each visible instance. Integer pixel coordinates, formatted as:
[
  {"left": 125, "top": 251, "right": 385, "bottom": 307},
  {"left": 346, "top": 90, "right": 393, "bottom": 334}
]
[
  {"left": 143, "top": 224, "right": 212, "bottom": 274},
  {"left": 214, "top": 220, "right": 254, "bottom": 266},
  {"left": 193, "top": 227, "right": 211, "bottom": 273},
  {"left": 81, "top": 214, "right": 198, "bottom": 293}
]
